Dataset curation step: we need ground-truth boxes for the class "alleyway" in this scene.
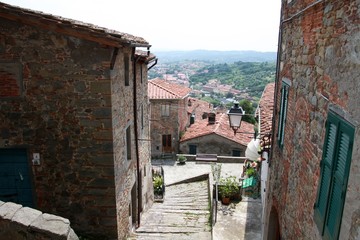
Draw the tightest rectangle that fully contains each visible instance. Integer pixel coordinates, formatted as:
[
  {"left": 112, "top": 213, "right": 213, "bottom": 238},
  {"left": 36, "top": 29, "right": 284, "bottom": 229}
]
[
  {"left": 133, "top": 180, "right": 211, "bottom": 239},
  {"left": 130, "top": 160, "right": 262, "bottom": 240}
]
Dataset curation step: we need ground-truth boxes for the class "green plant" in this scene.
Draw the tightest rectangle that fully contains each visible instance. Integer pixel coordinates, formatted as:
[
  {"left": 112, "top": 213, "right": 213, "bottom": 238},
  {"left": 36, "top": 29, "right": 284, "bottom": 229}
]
[
  {"left": 153, "top": 175, "right": 163, "bottom": 195},
  {"left": 218, "top": 176, "right": 239, "bottom": 198},
  {"left": 245, "top": 167, "right": 256, "bottom": 177},
  {"left": 177, "top": 154, "right": 187, "bottom": 163}
]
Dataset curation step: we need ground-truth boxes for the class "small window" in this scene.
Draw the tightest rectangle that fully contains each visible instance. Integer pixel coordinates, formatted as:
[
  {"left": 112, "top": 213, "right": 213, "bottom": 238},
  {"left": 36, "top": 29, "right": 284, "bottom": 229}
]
[
  {"left": 126, "top": 126, "right": 131, "bottom": 160},
  {"left": 232, "top": 150, "right": 241, "bottom": 157},
  {"left": 124, "top": 54, "right": 130, "bottom": 86},
  {"left": 144, "top": 165, "right": 146, "bottom": 177},
  {"left": 161, "top": 104, "right": 170, "bottom": 117},
  {"left": 277, "top": 81, "right": 289, "bottom": 148},
  {"left": 189, "top": 145, "right": 197, "bottom": 155}
]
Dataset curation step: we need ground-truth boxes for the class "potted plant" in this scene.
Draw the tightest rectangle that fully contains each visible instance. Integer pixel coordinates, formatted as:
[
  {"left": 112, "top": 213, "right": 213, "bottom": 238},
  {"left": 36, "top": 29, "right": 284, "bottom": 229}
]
[
  {"left": 153, "top": 174, "right": 164, "bottom": 201},
  {"left": 218, "top": 176, "right": 240, "bottom": 204},
  {"left": 177, "top": 154, "right": 187, "bottom": 165}
]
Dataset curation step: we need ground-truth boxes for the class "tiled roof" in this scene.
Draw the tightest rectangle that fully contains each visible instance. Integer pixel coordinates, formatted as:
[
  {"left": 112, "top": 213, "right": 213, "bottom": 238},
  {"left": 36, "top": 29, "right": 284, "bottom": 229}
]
[
  {"left": 187, "top": 98, "right": 213, "bottom": 119},
  {"left": 135, "top": 50, "right": 156, "bottom": 63},
  {"left": 0, "top": 2, "right": 150, "bottom": 48},
  {"left": 180, "top": 113, "right": 255, "bottom": 146},
  {"left": 148, "top": 78, "right": 191, "bottom": 100},
  {"left": 258, "top": 82, "right": 275, "bottom": 134}
]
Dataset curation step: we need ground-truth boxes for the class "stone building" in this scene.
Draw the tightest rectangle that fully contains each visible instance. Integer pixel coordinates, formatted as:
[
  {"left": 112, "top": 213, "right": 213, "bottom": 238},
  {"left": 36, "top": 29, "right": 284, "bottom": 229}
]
[
  {"left": 148, "top": 78, "right": 191, "bottom": 158},
  {"left": 265, "top": 1, "right": 360, "bottom": 240},
  {"left": 179, "top": 112, "right": 254, "bottom": 156},
  {"left": 0, "top": 2, "right": 156, "bottom": 239}
]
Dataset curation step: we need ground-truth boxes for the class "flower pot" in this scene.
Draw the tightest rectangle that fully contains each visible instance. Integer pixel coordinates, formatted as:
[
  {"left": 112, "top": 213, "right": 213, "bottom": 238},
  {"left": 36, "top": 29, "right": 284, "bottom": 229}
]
[{"left": 221, "top": 196, "right": 230, "bottom": 205}]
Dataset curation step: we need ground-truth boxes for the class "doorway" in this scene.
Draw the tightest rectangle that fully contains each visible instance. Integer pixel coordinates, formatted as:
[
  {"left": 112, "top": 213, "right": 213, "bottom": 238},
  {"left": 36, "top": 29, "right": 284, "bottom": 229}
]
[
  {"left": 162, "top": 134, "right": 172, "bottom": 153},
  {"left": 0, "top": 149, "right": 34, "bottom": 207}
]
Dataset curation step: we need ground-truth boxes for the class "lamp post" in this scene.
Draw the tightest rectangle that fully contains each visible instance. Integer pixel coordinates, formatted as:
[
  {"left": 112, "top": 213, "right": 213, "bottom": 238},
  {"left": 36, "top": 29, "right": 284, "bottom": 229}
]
[{"left": 227, "top": 102, "right": 245, "bottom": 135}]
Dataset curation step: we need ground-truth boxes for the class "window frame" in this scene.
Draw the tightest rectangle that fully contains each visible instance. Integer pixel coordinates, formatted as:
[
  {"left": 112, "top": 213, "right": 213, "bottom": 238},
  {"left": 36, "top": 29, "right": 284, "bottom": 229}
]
[
  {"left": 189, "top": 144, "right": 197, "bottom": 155},
  {"left": 161, "top": 104, "right": 170, "bottom": 117},
  {"left": 232, "top": 149, "right": 242, "bottom": 157},
  {"left": 314, "top": 111, "right": 354, "bottom": 240}
]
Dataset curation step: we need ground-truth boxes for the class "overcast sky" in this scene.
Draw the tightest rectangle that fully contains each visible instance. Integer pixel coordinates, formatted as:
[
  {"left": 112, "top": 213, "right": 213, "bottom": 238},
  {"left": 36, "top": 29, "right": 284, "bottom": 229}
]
[{"left": 2, "top": 0, "right": 281, "bottom": 52}]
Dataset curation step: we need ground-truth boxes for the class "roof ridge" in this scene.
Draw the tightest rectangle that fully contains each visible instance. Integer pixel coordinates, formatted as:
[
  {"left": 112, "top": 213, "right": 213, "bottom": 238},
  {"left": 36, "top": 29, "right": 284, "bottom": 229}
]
[{"left": 150, "top": 80, "right": 180, "bottom": 98}]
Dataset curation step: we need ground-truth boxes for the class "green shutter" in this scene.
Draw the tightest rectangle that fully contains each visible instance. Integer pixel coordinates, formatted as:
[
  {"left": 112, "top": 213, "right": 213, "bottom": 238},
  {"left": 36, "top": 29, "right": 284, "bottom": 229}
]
[
  {"left": 314, "top": 111, "right": 354, "bottom": 240},
  {"left": 324, "top": 119, "right": 354, "bottom": 240},
  {"left": 314, "top": 121, "right": 337, "bottom": 232},
  {"left": 277, "top": 83, "right": 289, "bottom": 148}
]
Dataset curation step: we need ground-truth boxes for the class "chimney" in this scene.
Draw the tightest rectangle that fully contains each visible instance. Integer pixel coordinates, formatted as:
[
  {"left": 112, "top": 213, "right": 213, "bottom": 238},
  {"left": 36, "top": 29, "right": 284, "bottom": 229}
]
[{"left": 208, "top": 113, "right": 216, "bottom": 124}]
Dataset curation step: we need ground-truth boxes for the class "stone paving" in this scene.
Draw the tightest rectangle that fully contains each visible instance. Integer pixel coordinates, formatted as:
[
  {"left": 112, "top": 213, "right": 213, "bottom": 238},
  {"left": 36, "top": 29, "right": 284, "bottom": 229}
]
[
  {"left": 213, "top": 197, "right": 262, "bottom": 240},
  {"left": 133, "top": 180, "right": 211, "bottom": 239}
]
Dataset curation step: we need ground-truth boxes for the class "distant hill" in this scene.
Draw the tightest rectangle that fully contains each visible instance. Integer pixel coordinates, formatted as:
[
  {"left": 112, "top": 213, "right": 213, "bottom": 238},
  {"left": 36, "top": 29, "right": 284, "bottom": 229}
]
[{"left": 153, "top": 50, "right": 277, "bottom": 63}]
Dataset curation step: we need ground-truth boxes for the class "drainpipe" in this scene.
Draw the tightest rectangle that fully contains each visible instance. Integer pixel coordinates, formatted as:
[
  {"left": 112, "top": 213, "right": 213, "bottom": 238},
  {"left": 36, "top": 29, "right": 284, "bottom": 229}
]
[
  {"left": 131, "top": 47, "right": 142, "bottom": 228},
  {"left": 147, "top": 58, "right": 158, "bottom": 70}
]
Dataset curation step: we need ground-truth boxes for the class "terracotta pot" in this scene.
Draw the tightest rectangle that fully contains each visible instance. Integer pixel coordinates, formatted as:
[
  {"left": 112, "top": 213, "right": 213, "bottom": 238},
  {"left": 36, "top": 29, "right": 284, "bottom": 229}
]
[{"left": 221, "top": 196, "right": 230, "bottom": 205}]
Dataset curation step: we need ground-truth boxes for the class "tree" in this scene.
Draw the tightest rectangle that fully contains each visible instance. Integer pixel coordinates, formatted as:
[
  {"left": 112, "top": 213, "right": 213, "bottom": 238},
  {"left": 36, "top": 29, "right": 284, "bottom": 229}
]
[{"left": 239, "top": 99, "right": 256, "bottom": 124}]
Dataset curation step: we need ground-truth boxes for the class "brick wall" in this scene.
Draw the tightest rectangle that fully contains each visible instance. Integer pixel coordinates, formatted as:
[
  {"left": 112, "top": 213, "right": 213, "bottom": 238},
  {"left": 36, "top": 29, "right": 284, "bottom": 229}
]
[
  {"left": 266, "top": 1, "right": 360, "bottom": 239},
  {"left": 0, "top": 18, "right": 121, "bottom": 238}
]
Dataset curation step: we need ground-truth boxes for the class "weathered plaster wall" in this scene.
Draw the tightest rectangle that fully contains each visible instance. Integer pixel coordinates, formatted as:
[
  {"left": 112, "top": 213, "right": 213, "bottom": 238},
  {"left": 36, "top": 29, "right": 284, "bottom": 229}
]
[
  {"left": 0, "top": 18, "right": 118, "bottom": 238},
  {"left": 179, "top": 133, "right": 247, "bottom": 156},
  {"left": 266, "top": 0, "right": 360, "bottom": 239}
]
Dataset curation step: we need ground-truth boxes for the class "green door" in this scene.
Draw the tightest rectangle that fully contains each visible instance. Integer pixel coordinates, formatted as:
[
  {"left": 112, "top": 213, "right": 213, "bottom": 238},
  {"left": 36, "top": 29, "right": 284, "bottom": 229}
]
[{"left": 0, "top": 149, "right": 34, "bottom": 207}]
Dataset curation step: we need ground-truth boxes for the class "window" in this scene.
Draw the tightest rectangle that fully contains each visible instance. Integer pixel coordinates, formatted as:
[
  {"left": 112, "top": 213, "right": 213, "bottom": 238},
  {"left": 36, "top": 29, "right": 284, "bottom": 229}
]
[
  {"left": 126, "top": 126, "right": 132, "bottom": 160},
  {"left": 314, "top": 111, "right": 354, "bottom": 240},
  {"left": 124, "top": 54, "right": 129, "bottom": 86},
  {"left": 161, "top": 104, "right": 170, "bottom": 117},
  {"left": 277, "top": 81, "right": 289, "bottom": 148},
  {"left": 232, "top": 150, "right": 241, "bottom": 157},
  {"left": 189, "top": 145, "right": 197, "bottom": 155}
]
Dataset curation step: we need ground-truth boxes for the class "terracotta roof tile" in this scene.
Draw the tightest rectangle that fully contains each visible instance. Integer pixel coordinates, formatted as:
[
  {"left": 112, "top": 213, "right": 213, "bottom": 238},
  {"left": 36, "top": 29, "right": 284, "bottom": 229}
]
[
  {"left": 258, "top": 82, "right": 275, "bottom": 134},
  {"left": 0, "top": 2, "right": 149, "bottom": 47},
  {"left": 148, "top": 78, "right": 191, "bottom": 99},
  {"left": 180, "top": 113, "right": 255, "bottom": 146},
  {"left": 187, "top": 97, "right": 213, "bottom": 119}
]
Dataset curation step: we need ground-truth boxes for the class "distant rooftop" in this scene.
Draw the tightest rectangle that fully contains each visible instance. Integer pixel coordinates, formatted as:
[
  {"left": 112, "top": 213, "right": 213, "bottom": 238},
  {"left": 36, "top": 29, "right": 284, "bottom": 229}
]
[
  {"left": 148, "top": 78, "right": 191, "bottom": 100},
  {"left": 180, "top": 112, "right": 255, "bottom": 146}
]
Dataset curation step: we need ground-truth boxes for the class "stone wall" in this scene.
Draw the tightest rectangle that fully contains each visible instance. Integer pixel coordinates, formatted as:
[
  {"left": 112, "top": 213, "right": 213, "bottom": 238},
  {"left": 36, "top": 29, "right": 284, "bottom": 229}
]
[
  {"left": 266, "top": 0, "right": 360, "bottom": 239},
  {"left": 0, "top": 201, "right": 78, "bottom": 240},
  {"left": 150, "top": 99, "right": 187, "bottom": 157},
  {"left": 0, "top": 17, "right": 118, "bottom": 238},
  {"left": 179, "top": 133, "right": 247, "bottom": 156}
]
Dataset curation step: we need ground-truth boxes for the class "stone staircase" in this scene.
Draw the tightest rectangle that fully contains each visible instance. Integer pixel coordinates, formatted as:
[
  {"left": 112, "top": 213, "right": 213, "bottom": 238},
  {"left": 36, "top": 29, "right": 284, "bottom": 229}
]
[{"left": 131, "top": 180, "right": 212, "bottom": 240}]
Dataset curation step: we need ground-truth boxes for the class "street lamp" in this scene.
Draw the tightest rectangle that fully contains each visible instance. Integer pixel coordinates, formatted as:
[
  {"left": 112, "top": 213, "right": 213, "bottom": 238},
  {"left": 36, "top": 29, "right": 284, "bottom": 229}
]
[{"left": 227, "top": 102, "right": 245, "bottom": 134}]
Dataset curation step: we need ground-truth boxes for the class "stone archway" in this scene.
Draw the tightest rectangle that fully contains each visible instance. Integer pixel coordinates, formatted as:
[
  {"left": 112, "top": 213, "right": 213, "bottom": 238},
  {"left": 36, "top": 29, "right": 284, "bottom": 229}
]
[{"left": 267, "top": 206, "right": 281, "bottom": 240}]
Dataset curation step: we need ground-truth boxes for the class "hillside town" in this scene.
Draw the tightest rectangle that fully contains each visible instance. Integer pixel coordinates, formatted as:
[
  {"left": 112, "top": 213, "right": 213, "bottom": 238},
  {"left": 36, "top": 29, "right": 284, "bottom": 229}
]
[{"left": 0, "top": 1, "right": 359, "bottom": 240}]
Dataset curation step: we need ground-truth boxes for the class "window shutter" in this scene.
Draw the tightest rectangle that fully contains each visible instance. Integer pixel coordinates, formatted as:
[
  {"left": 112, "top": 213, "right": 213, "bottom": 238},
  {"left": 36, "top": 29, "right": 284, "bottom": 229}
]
[
  {"left": 315, "top": 111, "right": 354, "bottom": 240},
  {"left": 323, "top": 121, "right": 354, "bottom": 240},
  {"left": 314, "top": 121, "right": 337, "bottom": 233},
  {"left": 277, "top": 84, "right": 289, "bottom": 147},
  {"left": 280, "top": 86, "right": 288, "bottom": 146}
]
